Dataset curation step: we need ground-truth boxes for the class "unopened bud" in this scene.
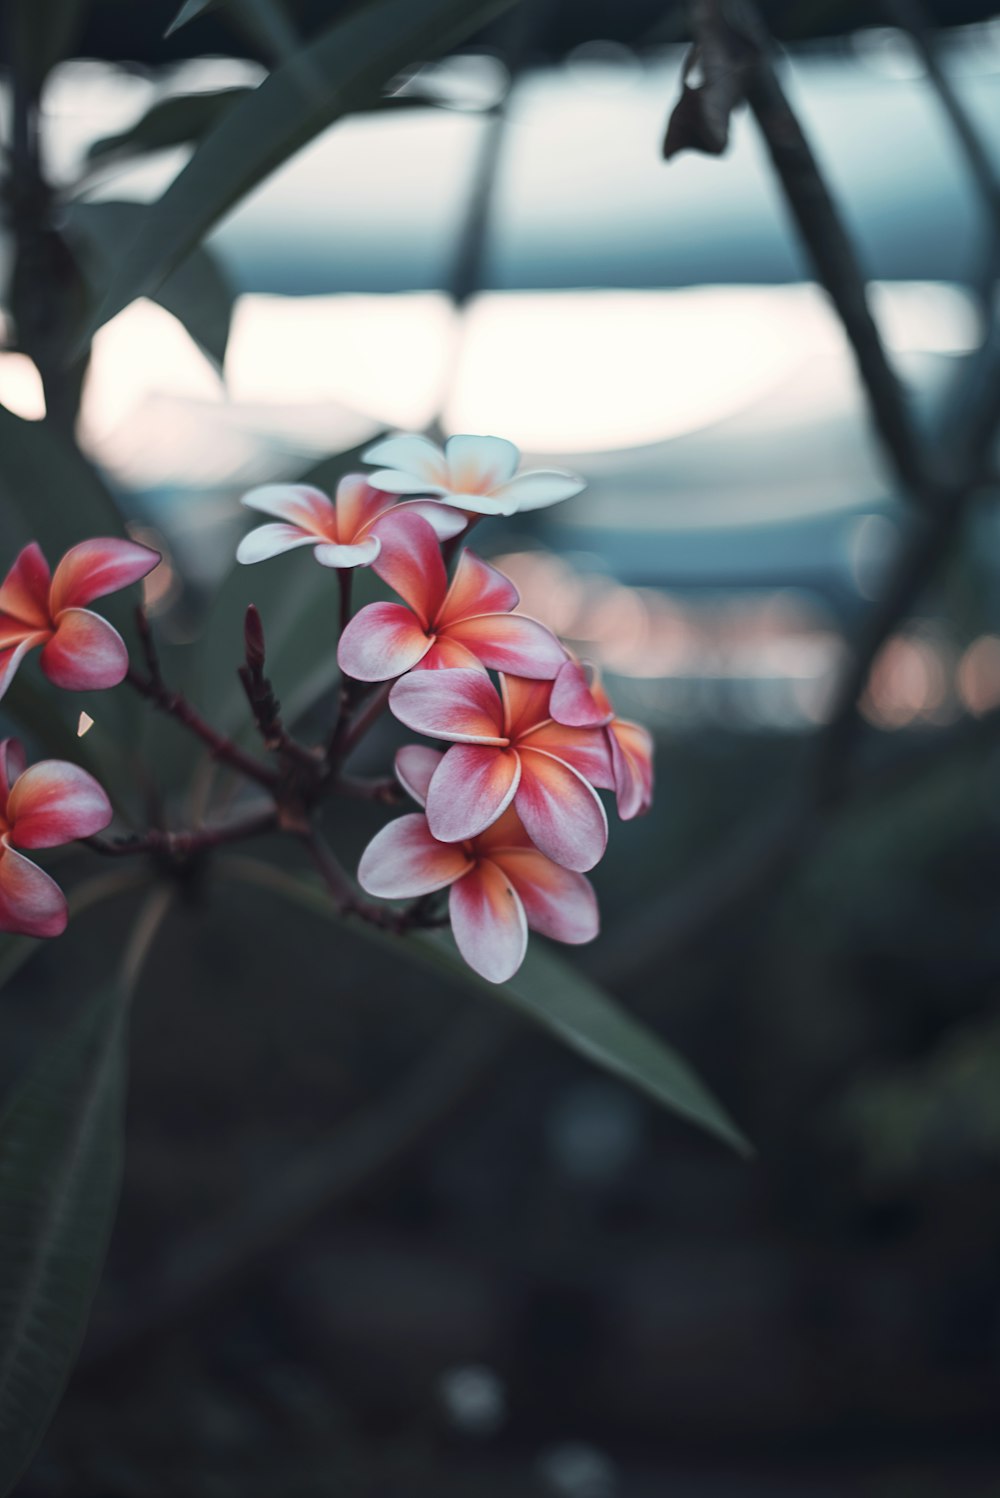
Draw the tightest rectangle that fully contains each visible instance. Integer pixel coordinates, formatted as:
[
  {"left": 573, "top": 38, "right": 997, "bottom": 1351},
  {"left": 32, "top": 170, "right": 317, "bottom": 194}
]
[{"left": 244, "top": 604, "right": 266, "bottom": 671}]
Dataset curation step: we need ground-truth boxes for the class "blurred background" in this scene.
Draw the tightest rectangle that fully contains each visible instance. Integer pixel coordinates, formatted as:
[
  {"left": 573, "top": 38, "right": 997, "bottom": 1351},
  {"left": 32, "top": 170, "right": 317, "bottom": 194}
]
[{"left": 3, "top": 0, "right": 1000, "bottom": 1492}]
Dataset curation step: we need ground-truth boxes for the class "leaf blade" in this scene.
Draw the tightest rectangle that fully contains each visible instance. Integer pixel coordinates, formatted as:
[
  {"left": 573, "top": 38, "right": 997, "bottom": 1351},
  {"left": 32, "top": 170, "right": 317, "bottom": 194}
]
[{"left": 83, "top": 0, "right": 519, "bottom": 342}]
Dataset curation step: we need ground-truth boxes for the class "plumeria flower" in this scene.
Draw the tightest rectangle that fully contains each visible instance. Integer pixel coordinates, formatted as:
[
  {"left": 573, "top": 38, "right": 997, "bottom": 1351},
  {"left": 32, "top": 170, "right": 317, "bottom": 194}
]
[
  {"left": 388, "top": 669, "right": 613, "bottom": 872},
  {"left": 337, "top": 510, "right": 566, "bottom": 681},
  {"left": 364, "top": 432, "right": 585, "bottom": 518},
  {"left": 0, "top": 538, "right": 161, "bottom": 702},
  {"left": 0, "top": 738, "right": 112, "bottom": 937},
  {"left": 358, "top": 745, "right": 598, "bottom": 983},
  {"left": 551, "top": 659, "right": 655, "bottom": 820},
  {"left": 236, "top": 472, "right": 464, "bottom": 568}
]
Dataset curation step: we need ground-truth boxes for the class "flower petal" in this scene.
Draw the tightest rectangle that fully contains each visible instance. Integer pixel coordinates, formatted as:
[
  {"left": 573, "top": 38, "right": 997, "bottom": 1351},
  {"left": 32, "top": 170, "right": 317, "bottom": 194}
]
[
  {"left": 490, "top": 469, "right": 586, "bottom": 513},
  {"left": 370, "top": 508, "right": 447, "bottom": 626},
  {"left": 550, "top": 659, "right": 614, "bottom": 728},
  {"left": 519, "top": 718, "right": 614, "bottom": 789},
  {"left": 416, "top": 637, "right": 487, "bottom": 672},
  {"left": 334, "top": 474, "right": 390, "bottom": 541},
  {"left": 499, "top": 674, "right": 553, "bottom": 741},
  {"left": 49, "top": 538, "right": 160, "bottom": 614},
  {"left": 239, "top": 484, "right": 337, "bottom": 539},
  {"left": 425, "top": 744, "right": 520, "bottom": 842},
  {"left": 444, "top": 613, "right": 567, "bottom": 679},
  {"left": 515, "top": 747, "right": 608, "bottom": 872},
  {"left": 389, "top": 667, "right": 506, "bottom": 744},
  {"left": 0, "top": 542, "right": 51, "bottom": 627},
  {"left": 236, "top": 523, "right": 322, "bottom": 565},
  {"left": 445, "top": 434, "right": 520, "bottom": 494},
  {"left": 0, "top": 842, "right": 67, "bottom": 938},
  {"left": 610, "top": 719, "right": 655, "bottom": 819},
  {"left": 40, "top": 609, "right": 129, "bottom": 691},
  {"left": 430, "top": 492, "right": 517, "bottom": 517},
  {"left": 394, "top": 745, "right": 444, "bottom": 807},
  {"left": 358, "top": 813, "right": 471, "bottom": 899},
  {"left": 490, "top": 848, "right": 599, "bottom": 945},
  {"left": 448, "top": 857, "right": 527, "bottom": 984},
  {"left": 337, "top": 602, "right": 431, "bottom": 682},
  {"left": 400, "top": 501, "right": 467, "bottom": 540},
  {"left": 473, "top": 803, "right": 534, "bottom": 853},
  {"left": 313, "top": 536, "right": 381, "bottom": 569},
  {"left": 436, "top": 548, "right": 518, "bottom": 627},
  {"left": 0, "top": 739, "right": 27, "bottom": 806},
  {"left": 0, "top": 633, "right": 47, "bottom": 703},
  {"left": 8, "top": 760, "right": 112, "bottom": 847},
  {"left": 364, "top": 434, "right": 449, "bottom": 489}
]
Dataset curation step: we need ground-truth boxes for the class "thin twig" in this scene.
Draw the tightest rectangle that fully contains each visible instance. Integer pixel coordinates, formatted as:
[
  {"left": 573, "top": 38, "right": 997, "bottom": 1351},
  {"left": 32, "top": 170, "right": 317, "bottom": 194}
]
[{"left": 84, "top": 807, "right": 277, "bottom": 862}]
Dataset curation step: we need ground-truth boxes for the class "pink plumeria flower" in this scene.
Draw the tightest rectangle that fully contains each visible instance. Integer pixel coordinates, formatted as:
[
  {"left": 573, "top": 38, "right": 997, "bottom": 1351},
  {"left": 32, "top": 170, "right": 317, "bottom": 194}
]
[
  {"left": 0, "top": 738, "right": 112, "bottom": 937},
  {"left": 388, "top": 669, "right": 613, "bottom": 872},
  {"left": 0, "top": 538, "right": 161, "bottom": 702},
  {"left": 358, "top": 744, "right": 598, "bottom": 984},
  {"left": 364, "top": 432, "right": 585, "bottom": 518},
  {"left": 337, "top": 510, "right": 567, "bottom": 682},
  {"left": 236, "top": 473, "right": 464, "bottom": 568},
  {"left": 551, "top": 659, "right": 655, "bottom": 820}
]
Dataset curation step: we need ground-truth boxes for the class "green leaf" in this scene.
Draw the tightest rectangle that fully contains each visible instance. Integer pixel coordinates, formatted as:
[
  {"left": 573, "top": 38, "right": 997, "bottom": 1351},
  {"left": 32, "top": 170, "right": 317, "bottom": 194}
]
[
  {"left": 0, "top": 988, "right": 127, "bottom": 1492},
  {"left": 7, "top": 0, "right": 89, "bottom": 90},
  {"left": 0, "top": 399, "right": 123, "bottom": 560},
  {"left": 166, "top": 0, "right": 224, "bottom": 35},
  {"left": 82, "top": 0, "right": 520, "bottom": 345},
  {"left": 66, "top": 200, "right": 235, "bottom": 367},
  {"left": 222, "top": 860, "right": 752, "bottom": 1155},
  {"left": 85, "top": 89, "right": 252, "bottom": 166}
]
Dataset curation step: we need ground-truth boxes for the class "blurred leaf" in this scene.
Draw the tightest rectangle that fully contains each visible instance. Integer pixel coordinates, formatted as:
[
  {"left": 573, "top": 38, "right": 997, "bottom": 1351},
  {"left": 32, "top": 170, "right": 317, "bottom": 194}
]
[
  {"left": 81, "top": 0, "right": 520, "bottom": 345},
  {"left": 66, "top": 200, "right": 235, "bottom": 367},
  {"left": 0, "top": 987, "right": 127, "bottom": 1493},
  {"left": 0, "top": 399, "right": 123, "bottom": 559},
  {"left": 165, "top": 0, "right": 223, "bottom": 34},
  {"left": 223, "top": 859, "right": 752, "bottom": 1154},
  {"left": 85, "top": 88, "right": 252, "bottom": 166},
  {"left": 7, "top": 0, "right": 89, "bottom": 90},
  {"left": 662, "top": 37, "right": 749, "bottom": 161}
]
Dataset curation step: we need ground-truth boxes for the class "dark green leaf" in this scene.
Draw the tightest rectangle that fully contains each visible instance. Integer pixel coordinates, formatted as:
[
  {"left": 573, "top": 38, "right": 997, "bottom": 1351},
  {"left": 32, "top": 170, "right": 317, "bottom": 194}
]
[
  {"left": 0, "top": 988, "right": 127, "bottom": 1492},
  {"left": 66, "top": 200, "right": 235, "bottom": 367},
  {"left": 165, "top": 0, "right": 221, "bottom": 35},
  {"left": 0, "top": 399, "right": 123, "bottom": 560},
  {"left": 223, "top": 860, "right": 752, "bottom": 1155},
  {"left": 82, "top": 0, "right": 520, "bottom": 345},
  {"left": 85, "top": 89, "right": 252, "bottom": 166},
  {"left": 7, "top": 0, "right": 89, "bottom": 90}
]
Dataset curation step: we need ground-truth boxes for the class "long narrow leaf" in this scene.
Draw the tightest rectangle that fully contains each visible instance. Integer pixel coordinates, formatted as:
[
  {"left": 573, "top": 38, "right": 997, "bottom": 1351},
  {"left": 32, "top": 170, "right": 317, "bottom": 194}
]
[
  {"left": 221, "top": 859, "right": 751, "bottom": 1155},
  {"left": 84, "top": 0, "right": 519, "bottom": 344}
]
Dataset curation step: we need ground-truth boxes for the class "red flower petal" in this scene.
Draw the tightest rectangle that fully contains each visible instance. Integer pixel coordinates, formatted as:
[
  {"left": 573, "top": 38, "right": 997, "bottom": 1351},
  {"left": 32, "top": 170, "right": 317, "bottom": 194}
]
[
  {"left": 236, "top": 523, "right": 325, "bottom": 565},
  {"left": 0, "top": 542, "right": 51, "bottom": 627},
  {"left": 490, "top": 847, "right": 599, "bottom": 945},
  {"left": 0, "top": 632, "right": 48, "bottom": 703},
  {"left": 337, "top": 602, "right": 432, "bottom": 682},
  {"left": 49, "top": 537, "right": 159, "bottom": 614},
  {"left": 550, "top": 658, "right": 614, "bottom": 727},
  {"left": 425, "top": 743, "right": 520, "bottom": 842},
  {"left": 389, "top": 667, "right": 506, "bottom": 745},
  {"left": 610, "top": 719, "right": 655, "bottom": 819},
  {"left": 499, "top": 674, "right": 553, "bottom": 741},
  {"left": 0, "top": 841, "right": 67, "bottom": 938},
  {"left": 436, "top": 549, "right": 518, "bottom": 628},
  {"left": 394, "top": 745, "right": 444, "bottom": 807},
  {"left": 448, "top": 857, "right": 527, "bottom": 984},
  {"left": 0, "top": 738, "right": 27, "bottom": 807},
  {"left": 40, "top": 608, "right": 129, "bottom": 690},
  {"left": 444, "top": 613, "right": 567, "bottom": 679},
  {"left": 416, "top": 637, "right": 486, "bottom": 672},
  {"left": 370, "top": 509, "right": 447, "bottom": 627},
  {"left": 7, "top": 760, "right": 112, "bottom": 848},
  {"left": 334, "top": 474, "right": 391, "bottom": 542},
  {"left": 514, "top": 747, "right": 608, "bottom": 872},
  {"left": 358, "top": 813, "right": 471, "bottom": 899},
  {"left": 520, "top": 718, "right": 614, "bottom": 789},
  {"left": 240, "top": 484, "right": 338, "bottom": 539}
]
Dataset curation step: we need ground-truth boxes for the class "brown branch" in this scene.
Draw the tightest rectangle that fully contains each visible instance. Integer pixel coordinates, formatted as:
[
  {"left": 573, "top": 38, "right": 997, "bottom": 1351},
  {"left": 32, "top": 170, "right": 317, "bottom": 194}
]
[
  {"left": 84, "top": 807, "right": 277, "bottom": 862},
  {"left": 127, "top": 608, "right": 277, "bottom": 790}
]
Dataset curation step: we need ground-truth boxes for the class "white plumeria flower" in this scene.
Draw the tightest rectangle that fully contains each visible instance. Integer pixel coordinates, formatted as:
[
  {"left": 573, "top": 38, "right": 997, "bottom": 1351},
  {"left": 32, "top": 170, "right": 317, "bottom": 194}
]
[{"left": 363, "top": 433, "right": 585, "bottom": 518}]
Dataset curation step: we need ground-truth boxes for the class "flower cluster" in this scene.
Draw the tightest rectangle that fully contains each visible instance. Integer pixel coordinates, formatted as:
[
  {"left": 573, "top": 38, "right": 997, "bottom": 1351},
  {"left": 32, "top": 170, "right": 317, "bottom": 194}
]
[{"left": 240, "top": 431, "right": 653, "bottom": 983}]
